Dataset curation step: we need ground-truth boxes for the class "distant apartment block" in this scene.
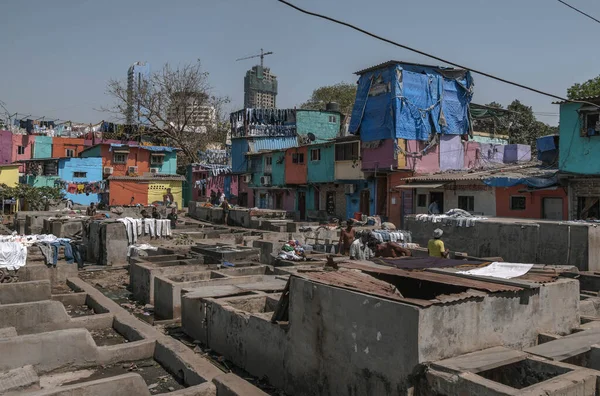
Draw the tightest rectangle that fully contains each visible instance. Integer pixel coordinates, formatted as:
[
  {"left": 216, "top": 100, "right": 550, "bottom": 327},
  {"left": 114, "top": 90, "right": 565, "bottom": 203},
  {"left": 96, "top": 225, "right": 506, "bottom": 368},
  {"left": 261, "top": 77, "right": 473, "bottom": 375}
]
[
  {"left": 244, "top": 65, "right": 277, "bottom": 108},
  {"left": 126, "top": 61, "right": 150, "bottom": 125}
]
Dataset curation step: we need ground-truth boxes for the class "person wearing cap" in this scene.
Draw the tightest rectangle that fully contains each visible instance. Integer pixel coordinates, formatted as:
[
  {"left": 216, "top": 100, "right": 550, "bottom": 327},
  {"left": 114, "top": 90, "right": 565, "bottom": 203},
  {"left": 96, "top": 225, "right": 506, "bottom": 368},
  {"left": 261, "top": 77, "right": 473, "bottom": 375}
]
[
  {"left": 428, "top": 228, "right": 449, "bottom": 258},
  {"left": 338, "top": 219, "right": 356, "bottom": 256}
]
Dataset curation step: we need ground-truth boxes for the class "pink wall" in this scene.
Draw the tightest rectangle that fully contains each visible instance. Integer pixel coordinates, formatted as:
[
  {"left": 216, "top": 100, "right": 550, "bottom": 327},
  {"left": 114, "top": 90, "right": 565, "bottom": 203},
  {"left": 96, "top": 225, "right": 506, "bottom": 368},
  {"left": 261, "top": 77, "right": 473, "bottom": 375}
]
[
  {"left": 283, "top": 191, "right": 295, "bottom": 212},
  {"left": 464, "top": 142, "right": 481, "bottom": 169},
  {"left": 361, "top": 139, "right": 396, "bottom": 170},
  {"left": 11, "top": 135, "right": 32, "bottom": 172},
  {"left": 405, "top": 140, "right": 440, "bottom": 173},
  {"left": 237, "top": 179, "right": 254, "bottom": 207},
  {"left": 0, "top": 131, "right": 13, "bottom": 165}
]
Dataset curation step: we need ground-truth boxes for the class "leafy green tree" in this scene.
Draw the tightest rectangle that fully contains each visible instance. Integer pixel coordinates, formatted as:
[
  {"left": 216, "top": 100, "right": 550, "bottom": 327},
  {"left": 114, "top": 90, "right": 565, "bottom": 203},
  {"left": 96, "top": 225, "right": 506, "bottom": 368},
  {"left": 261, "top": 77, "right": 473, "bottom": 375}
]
[
  {"left": 301, "top": 82, "right": 357, "bottom": 124},
  {"left": 567, "top": 75, "right": 600, "bottom": 99},
  {"left": 0, "top": 184, "right": 64, "bottom": 211}
]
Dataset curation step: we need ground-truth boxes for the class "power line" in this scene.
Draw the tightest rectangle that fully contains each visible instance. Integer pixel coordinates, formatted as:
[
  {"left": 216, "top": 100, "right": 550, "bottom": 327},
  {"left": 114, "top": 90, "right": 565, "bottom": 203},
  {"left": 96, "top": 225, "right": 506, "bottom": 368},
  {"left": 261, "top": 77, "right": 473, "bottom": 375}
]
[
  {"left": 557, "top": 0, "right": 600, "bottom": 25},
  {"left": 276, "top": 0, "right": 600, "bottom": 108}
]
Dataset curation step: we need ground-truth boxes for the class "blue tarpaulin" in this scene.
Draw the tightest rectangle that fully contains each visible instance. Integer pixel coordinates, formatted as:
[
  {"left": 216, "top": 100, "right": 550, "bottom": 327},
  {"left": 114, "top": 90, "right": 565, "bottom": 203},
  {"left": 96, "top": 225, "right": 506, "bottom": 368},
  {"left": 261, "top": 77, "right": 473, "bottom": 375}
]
[
  {"left": 536, "top": 135, "right": 557, "bottom": 152},
  {"left": 349, "top": 63, "right": 473, "bottom": 141},
  {"left": 483, "top": 175, "right": 558, "bottom": 188}
]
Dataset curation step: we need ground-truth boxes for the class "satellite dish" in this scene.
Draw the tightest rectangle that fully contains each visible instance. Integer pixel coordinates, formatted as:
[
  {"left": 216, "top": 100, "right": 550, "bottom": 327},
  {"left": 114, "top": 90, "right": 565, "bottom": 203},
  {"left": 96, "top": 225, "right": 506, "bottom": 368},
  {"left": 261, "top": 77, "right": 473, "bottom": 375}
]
[{"left": 307, "top": 133, "right": 316, "bottom": 142}]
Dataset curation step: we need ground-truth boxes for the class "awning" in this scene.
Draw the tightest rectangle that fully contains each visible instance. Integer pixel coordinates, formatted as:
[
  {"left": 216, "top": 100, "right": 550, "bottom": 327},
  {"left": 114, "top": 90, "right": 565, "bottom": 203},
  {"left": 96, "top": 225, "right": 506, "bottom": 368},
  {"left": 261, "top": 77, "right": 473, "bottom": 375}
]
[
  {"left": 518, "top": 186, "right": 558, "bottom": 193},
  {"left": 395, "top": 183, "right": 446, "bottom": 189},
  {"left": 150, "top": 152, "right": 165, "bottom": 156}
]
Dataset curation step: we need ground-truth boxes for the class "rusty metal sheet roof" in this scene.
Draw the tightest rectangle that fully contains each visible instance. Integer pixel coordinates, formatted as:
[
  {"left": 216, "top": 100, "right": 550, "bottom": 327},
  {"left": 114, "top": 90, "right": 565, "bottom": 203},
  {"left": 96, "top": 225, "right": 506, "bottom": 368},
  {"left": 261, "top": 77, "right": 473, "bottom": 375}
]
[
  {"left": 339, "top": 262, "right": 523, "bottom": 293},
  {"left": 400, "top": 162, "right": 553, "bottom": 183}
]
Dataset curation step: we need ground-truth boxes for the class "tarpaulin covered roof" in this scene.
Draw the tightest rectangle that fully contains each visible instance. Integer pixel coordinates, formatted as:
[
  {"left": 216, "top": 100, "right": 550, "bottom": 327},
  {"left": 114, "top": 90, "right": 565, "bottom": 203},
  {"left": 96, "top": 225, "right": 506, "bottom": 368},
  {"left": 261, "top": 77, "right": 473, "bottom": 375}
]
[{"left": 349, "top": 61, "right": 473, "bottom": 142}]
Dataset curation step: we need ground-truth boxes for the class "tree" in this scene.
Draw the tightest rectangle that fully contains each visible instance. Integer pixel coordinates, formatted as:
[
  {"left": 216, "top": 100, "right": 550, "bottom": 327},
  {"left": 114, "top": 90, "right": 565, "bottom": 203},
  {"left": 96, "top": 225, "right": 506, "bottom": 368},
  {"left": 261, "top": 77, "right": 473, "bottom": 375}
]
[
  {"left": 0, "top": 184, "right": 64, "bottom": 211},
  {"left": 301, "top": 82, "right": 357, "bottom": 124},
  {"left": 106, "top": 60, "right": 230, "bottom": 166},
  {"left": 473, "top": 100, "right": 556, "bottom": 154},
  {"left": 568, "top": 75, "right": 600, "bottom": 99}
]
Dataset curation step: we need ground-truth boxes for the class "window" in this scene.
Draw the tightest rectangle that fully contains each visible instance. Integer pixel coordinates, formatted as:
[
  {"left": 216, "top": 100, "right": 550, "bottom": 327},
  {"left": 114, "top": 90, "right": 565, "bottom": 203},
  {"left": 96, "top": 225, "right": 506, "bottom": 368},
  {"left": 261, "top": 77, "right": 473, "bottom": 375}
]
[
  {"left": 150, "top": 155, "right": 164, "bottom": 165},
  {"left": 292, "top": 153, "right": 304, "bottom": 164},
  {"left": 335, "top": 142, "right": 359, "bottom": 161},
  {"left": 328, "top": 115, "right": 337, "bottom": 123},
  {"left": 510, "top": 196, "right": 527, "bottom": 211},
  {"left": 265, "top": 156, "right": 272, "bottom": 166},
  {"left": 17, "top": 146, "right": 25, "bottom": 155},
  {"left": 583, "top": 112, "right": 600, "bottom": 136},
  {"left": 417, "top": 194, "right": 427, "bottom": 207},
  {"left": 577, "top": 197, "right": 600, "bottom": 219},
  {"left": 73, "top": 172, "right": 87, "bottom": 178},
  {"left": 311, "top": 149, "right": 321, "bottom": 161},
  {"left": 113, "top": 153, "right": 127, "bottom": 164},
  {"left": 458, "top": 196, "right": 475, "bottom": 212},
  {"left": 65, "top": 149, "right": 75, "bottom": 158}
]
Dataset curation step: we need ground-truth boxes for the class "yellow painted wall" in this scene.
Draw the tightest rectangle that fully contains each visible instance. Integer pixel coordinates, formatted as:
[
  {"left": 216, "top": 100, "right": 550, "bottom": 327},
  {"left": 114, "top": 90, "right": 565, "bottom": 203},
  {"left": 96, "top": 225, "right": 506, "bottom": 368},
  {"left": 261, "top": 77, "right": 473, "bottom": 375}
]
[
  {"left": 148, "top": 181, "right": 183, "bottom": 208},
  {"left": 397, "top": 139, "right": 407, "bottom": 169},
  {"left": 0, "top": 166, "right": 20, "bottom": 187}
]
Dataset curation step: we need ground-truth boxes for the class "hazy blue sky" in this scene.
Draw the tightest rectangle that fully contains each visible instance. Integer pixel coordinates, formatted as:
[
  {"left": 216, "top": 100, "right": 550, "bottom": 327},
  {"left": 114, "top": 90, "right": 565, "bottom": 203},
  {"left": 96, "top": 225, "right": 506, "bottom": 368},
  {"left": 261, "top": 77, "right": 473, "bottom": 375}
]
[{"left": 1, "top": 0, "right": 598, "bottom": 126}]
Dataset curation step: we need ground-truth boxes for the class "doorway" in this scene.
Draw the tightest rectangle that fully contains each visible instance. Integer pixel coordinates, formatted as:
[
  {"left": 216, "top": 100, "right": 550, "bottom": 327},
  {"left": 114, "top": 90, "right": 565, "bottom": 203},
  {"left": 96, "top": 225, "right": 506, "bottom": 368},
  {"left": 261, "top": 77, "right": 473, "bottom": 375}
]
[
  {"left": 429, "top": 192, "right": 444, "bottom": 213},
  {"left": 298, "top": 191, "right": 306, "bottom": 220},
  {"left": 376, "top": 176, "right": 388, "bottom": 216},
  {"left": 543, "top": 197, "right": 563, "bottom": 220},
  {"left": 360, "top": 189, "right": 370, "bottom": 216}
]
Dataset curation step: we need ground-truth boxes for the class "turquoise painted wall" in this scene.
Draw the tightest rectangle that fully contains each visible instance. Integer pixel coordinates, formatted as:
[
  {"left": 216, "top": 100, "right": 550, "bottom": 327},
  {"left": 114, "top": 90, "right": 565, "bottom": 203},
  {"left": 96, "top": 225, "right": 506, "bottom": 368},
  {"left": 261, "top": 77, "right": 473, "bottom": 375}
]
[
  {"left": 33, "top": 136, "right": 53, "bottom": 158},
  {"left": 296, "top": 110, "right": 340, "bottom": 141},
  {"left": 80, "top": 146, "right": 101, "bottom": 158},
  {"left": 558, "top": 102, "right": 600, "bottom": 174},
  {"left": 248, "top": 155, "right": 264, "bottom": 188},
  {"left": 270, "top": 151, "right": 286, "bottom": 186},
  {"left": 25, "top": 175, "right": 60, "bottom": 187},
  {"left": 307, "top": 144, "right": 334, "bottom": 183},
  {"left": 155, "top": 151, "right": 178, "bottom": 174}
]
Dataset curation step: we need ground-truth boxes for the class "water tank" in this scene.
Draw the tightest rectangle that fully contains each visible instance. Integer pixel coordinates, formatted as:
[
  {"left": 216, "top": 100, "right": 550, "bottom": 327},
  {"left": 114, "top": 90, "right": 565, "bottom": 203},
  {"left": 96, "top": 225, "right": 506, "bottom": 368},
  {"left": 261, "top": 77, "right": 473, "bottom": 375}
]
[{"left": 326, "top": 102, "right": 341, "bottom": 112}]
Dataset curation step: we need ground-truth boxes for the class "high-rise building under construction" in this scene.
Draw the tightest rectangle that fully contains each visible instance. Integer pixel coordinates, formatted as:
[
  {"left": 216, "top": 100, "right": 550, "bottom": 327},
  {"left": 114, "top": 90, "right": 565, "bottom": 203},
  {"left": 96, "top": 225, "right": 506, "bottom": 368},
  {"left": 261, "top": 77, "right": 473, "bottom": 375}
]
[{"left": 244, "top": 65, "right": 277, "bottom": 109}]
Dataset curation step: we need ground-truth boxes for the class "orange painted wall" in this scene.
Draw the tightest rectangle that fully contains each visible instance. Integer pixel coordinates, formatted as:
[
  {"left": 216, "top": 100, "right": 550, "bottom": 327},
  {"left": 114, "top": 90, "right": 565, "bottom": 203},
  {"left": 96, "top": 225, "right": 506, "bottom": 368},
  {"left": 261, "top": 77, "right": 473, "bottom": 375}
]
[
  {"left": 495, "top": 185, "right": 568, "bottom": 220},
  {"left": 284, "top": 146, "right": 308, "bottom": 185},
  {"left": 98, "top": 145, "right": 151, "bottom": 176},
  {"left": 52, "top": 138, "right": 86, "bottom": 158},
  {"left": 109, "top": 180, "right": 148, "bottom": 206}
]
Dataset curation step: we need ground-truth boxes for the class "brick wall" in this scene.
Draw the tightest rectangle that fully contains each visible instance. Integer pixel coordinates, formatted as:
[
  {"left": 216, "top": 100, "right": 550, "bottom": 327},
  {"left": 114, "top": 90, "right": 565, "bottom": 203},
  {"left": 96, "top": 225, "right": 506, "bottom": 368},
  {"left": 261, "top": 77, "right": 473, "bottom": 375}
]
[{"left": 570, "top": 179, "right": 600, "bottom": 219}]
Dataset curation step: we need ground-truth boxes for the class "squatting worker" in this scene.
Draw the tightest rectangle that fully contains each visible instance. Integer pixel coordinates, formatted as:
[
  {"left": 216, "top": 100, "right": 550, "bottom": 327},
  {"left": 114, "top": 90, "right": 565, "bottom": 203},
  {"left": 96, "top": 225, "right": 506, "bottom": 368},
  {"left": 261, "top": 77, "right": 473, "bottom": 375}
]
[
  {"left": 428, "top": 228, "right": 449, "bottom": 258},
  {"left": 86, "top": 202, "right": 96, "bottom": 216},
  {"left": 338, "top": 219, "right": 356, "bottom": 255}
]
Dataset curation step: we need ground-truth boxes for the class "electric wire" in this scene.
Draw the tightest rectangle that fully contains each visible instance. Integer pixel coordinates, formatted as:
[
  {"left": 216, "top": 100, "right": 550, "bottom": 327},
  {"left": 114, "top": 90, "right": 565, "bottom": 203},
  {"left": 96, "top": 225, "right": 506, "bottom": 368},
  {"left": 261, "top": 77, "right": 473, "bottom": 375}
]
[
  {"left": 557, "top": 0, "right": 600, "bottom": 25},
  {"left": 277, "top": 0, "right": 600, "bottom": 108}
]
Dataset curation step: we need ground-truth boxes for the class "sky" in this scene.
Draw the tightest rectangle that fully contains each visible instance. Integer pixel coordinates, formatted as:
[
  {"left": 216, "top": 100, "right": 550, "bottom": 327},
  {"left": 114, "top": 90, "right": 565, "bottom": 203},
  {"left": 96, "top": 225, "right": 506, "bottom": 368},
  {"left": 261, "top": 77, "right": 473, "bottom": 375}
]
[{"left": 1, "top": 0, "right": 599, "bottom": 126}]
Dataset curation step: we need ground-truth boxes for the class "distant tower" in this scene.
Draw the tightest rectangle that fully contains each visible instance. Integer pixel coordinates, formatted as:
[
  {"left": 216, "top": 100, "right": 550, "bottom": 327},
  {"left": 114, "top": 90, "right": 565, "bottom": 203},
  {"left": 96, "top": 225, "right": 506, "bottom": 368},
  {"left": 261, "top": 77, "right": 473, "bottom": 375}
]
[
  {"left": 126, "top": 61, "right": 150, "bottom": 125},
  {"left": 244, "top": 65, "right": 278, "bottom": 109}
]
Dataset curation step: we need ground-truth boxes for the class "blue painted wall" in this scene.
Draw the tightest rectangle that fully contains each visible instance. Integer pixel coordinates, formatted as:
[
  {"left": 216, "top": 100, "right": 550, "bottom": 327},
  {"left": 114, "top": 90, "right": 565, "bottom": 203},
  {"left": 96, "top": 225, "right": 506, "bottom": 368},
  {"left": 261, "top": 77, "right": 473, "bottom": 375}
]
[
  {"left": 558, "top": 102, "right": 600, "bottom": 174},
  {"left": 307, "top": 144, "right": 335, "bottom": 183},
  {"left": 296, "top": 110, "right": 340, "bottom": 141},
  {"left": 58, "top": 157, "right": 103, "bottom": 205},
  {"left": 231, "top": 139, "right": 249, "bottom": 173},
  {"left": 33, "top": 136, "right": 53, "bottom": 158},
  {"left": 344, "top": 181, "right": 369, "bottom": 220}
]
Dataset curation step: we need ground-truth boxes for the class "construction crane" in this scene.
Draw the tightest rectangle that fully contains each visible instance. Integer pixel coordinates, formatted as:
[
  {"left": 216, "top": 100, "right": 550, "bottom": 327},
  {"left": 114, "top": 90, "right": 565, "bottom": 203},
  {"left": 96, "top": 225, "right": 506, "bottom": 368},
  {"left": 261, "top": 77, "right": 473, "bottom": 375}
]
[{"left": 236, "top": 48, "right": 273, "bottom": 68}]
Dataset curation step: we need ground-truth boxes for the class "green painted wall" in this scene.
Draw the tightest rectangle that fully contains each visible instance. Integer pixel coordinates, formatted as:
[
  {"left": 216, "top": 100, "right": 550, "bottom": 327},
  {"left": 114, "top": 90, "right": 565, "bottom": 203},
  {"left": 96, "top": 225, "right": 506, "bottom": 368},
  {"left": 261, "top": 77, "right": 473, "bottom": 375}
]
[
  {"left": 307, "top": 144, "right": 335, "bottom": 183},
  {"left": 156, "top": 151, "right": 178, "bottom": 174},
  {"left": 248, "top": 155, "right": 264, "bottom": 188},
  {"left": 270, "top": 151, "right": 286, "bottom": 186},
  {"left": 80, "top": 146, "right": 101, "bottom": 158},
  {"left": 25, "top": 175, "right": 60, "bottom": 187},
  {"left": 296, "top": 110, "right": 340, "bottom": 141},
  {"left": 558, "top": 102, "right": 600, "bottom": 174}
]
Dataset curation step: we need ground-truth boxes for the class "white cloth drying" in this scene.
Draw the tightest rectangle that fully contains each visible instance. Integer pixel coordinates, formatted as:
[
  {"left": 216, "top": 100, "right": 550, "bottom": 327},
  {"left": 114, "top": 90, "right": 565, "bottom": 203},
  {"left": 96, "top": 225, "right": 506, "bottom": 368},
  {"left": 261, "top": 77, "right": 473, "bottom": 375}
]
[
  {"left": 0, "top": 242, "right": 27, "bottom": 270},
  {"left": 457, "top": 262, "right": 534, "bottom": 279}
]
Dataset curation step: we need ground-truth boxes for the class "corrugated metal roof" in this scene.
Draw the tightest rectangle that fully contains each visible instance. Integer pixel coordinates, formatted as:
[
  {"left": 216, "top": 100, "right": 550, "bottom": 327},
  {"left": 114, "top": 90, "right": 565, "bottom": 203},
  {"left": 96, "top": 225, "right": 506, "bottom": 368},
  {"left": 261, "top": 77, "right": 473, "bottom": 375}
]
[
  {"left": 553, "top": 96, "right": 600, "bottom": 105},
  {"left": 355, "top": 60, "right": 466, "bottom": 75},
  {"left": 108, "top": 175, "right": 186, "bottom": 181},
  {"left": 401, "top": 162, "right": 555, "bottom": 183},
  {"left": 339, "top": 262, "right": 522, "bottom": 293},
  {"left": 248, "top": 137, "right": 298, "bottom": 153}
]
